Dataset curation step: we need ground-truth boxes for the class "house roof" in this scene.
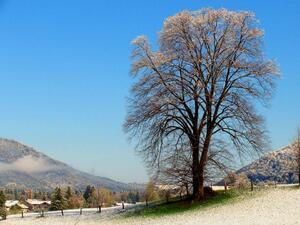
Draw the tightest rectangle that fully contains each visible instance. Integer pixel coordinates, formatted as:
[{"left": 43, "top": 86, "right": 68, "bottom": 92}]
[
  {"left": 5, "top": 200, "right": 19, "bottom": 208},
  {"left": 157, "top": 184, "right": 180, "bottom": 190},
  {"left": 5, "top": 200, "right": 29, "bottom": 209},
  {"left": 26, "top": 199, "right": 51, "bottom": 205},
  {"left": 18, "top": 203, "right": 29, "bottom": 209}
]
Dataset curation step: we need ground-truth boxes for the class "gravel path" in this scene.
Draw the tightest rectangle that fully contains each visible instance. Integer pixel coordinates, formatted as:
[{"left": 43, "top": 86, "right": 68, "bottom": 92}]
[{"left": 2, "top": 188, "right": 300, "bottom": 225}]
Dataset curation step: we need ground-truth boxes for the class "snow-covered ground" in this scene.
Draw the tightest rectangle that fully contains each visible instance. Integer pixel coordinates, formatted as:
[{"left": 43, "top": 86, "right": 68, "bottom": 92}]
[
  {"left": 1, "top": 203, "right": 142, "bottom": 224},
  {"left": 2, "top": 188, "right": 300, "bottom": 225},
  {"left": 6, "top": 202, "right": 139, "bottom": 220}
]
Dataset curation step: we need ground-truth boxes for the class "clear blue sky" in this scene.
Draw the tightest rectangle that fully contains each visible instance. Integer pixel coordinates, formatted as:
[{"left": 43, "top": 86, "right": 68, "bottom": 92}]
[{"left": 0, "top": 0, "right": 299, "bottom": 183}]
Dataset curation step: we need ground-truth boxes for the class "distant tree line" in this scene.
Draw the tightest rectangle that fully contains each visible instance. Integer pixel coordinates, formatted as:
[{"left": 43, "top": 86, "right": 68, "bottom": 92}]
[
  {"left": 0, "top": 185, "right": 144, "bottom": 218},
  {"left": 50, "top": 185, "right": 142, "bottom": 213}
]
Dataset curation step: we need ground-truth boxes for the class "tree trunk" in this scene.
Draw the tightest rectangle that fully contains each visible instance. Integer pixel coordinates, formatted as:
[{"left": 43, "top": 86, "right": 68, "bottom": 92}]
[
  {"left": 192, "top": 144, "right": 201, "bottom": 201},
  {"left": 197, "top": 127, "right": 213, "bottom": 200},
  {"left": 198, "top": 164, "right": 205, "bottom": 200}
]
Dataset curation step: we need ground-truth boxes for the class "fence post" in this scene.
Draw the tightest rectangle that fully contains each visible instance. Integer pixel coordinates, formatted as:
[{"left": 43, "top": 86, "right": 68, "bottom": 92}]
[
  {"left": 224, "top": 180, "right": 227, "bottom": 193},
  {"left": 21, "top": 211, "right": 24, "bottom": 218},
  {"left": 251, "top": 180, "right": 254, "bottom": 191},
  {"left": 80, "top": 208, "right": 82, "bottom": 215},
  {"left": 98, "top": 205, "right": 101, "bottom": 213},
  {"left": 122, "top": 202, "right": 125, "bottom": 210}
]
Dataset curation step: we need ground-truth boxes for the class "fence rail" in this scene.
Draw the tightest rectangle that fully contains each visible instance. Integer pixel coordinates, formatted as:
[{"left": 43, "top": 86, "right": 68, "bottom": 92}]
[{"left": 4, "top": 203, "right": 143, "bottom": 221}]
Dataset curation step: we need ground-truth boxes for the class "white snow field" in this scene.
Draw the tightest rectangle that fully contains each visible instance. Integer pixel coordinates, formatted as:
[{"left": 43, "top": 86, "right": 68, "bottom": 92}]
[{"left": 2, "top": 188, "right": 300, "bottom": 225}]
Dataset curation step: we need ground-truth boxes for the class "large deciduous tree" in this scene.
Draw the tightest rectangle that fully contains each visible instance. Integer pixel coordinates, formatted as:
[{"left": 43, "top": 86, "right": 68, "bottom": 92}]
[{"left": 125, "top": 8, "right": 278, "bottom": 201}]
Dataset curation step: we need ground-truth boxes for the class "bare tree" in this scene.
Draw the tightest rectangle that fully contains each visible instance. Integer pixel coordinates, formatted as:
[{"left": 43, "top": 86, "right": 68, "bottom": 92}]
[
  {"left": 125, "top": 8, "right": 278, "bottom": 201},
  {"left": 143, "top": 181, "right": 158, "bottom": 206},
  {"left": 156, "top": 143, "right": 193, "bottom": 197}
]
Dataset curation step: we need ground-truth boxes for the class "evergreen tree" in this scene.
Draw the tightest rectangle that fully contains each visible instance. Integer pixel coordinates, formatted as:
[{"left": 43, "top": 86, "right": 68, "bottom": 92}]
[
  {"left": 41, "top": 192, "right": 47, "bottom": 201},
  {"left": 65, "top": 186, "right": 73, "bottom": 209},
  {"left": 19, "top": 190, "right": 27, "bottom": 203},
  {"left": 128, "top": 192, "right": 136, "bottom": 203},
  {"left": 14, "top": 189, "right": 19, "bottom": 200},
  {"left": 50, "top": 187, "right": 66, "bottom": 211},
  {"left": 83, "top": 185, "right": 92, "bottom": 202},
  {"left": 65, "top": 186, "right": 73, "bottom": 200},
  {"left": 136, "top": 191, "right": 140, "bottom": 202},
  {"left": 0, "top": 190, "right": 7, "bottom": 220},
  {"left": 127, "top": 191, "right": 140, "bottom": 203},
  {"left": 0, "top": 191, "right": 5, "bottom": 207},
  {"left": 83, "top": 185, "right": 96, "bottom": 207}
]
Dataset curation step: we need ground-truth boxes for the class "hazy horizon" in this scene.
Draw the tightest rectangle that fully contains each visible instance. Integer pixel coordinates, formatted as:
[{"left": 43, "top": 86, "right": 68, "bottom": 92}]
[{"left": 0, "top": 0, "right": 299, "bottom": 183}]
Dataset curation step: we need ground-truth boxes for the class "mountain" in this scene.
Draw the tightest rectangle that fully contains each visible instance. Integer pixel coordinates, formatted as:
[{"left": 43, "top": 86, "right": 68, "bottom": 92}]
[
  {"left": 237, "top": 143, "right": 299, "bottom": 184},
  {"left": 0, "top": 138, "right": 136, "bottom": 192}
]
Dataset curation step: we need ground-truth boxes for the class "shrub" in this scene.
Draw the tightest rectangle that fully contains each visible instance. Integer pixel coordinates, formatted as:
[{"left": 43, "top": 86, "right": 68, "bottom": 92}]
[{"left": 234, "top": 173, "right": 251, "bottom": 189}]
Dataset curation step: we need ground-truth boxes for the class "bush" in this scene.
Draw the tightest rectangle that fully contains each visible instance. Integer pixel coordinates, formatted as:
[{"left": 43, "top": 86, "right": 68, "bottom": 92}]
[
  {"left": 234, "top": 173, "right": 251, "bottom": 189},
  {"left": 158, "top": 189, "right": 171, "bottom": 203},
  {"left": 8, "top": 205, "right": 23, "bottom": 214},
  {"left": 143, "top": 181, "right": 159, "bottom": 205},
  {"left": 225, "top": 172, "right": 251, "bottom": 189},
  {"left": 67, "top": 195, "right": 84, "bottom": 209}
]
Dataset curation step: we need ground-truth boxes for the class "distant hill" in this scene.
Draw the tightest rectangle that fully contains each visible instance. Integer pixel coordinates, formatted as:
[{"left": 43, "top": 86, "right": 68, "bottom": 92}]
[
  {"left": 0, "top": 138, "right": 139, "bottom": 192},
  {"left": 237, "top": 144, "right": 299, "bottom": 184}
]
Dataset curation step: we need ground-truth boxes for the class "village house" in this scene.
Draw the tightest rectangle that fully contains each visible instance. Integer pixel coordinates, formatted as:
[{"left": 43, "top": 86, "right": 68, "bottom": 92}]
[
  {"left": 25, "top": 199, "right": 51, "bottom": 212},
  {"left": 5, "top": 200, "right": 29, "bottom": 212}
]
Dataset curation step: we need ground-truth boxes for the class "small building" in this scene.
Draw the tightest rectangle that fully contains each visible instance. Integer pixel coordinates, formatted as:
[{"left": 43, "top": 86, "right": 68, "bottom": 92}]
[
  {"left": 25, "top": 199, "right": 51, "bottom": 211},
  {"left": 5, "top": 200, "right": 29, "bottom": 212}
]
